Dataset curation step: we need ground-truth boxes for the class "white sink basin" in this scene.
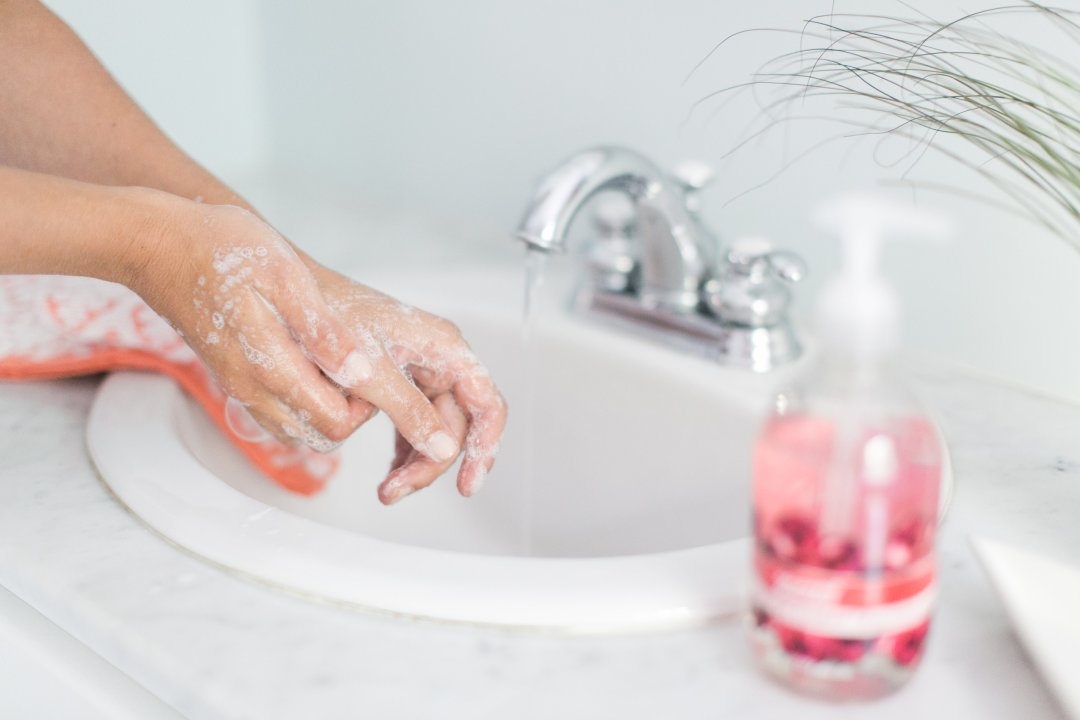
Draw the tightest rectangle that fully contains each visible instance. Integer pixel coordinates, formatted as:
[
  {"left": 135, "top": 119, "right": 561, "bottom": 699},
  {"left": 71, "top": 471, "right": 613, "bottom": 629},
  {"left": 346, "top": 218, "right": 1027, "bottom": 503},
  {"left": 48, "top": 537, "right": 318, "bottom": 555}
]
[{"left": 86, "top": 266, "right": 950, "bottom": 631}]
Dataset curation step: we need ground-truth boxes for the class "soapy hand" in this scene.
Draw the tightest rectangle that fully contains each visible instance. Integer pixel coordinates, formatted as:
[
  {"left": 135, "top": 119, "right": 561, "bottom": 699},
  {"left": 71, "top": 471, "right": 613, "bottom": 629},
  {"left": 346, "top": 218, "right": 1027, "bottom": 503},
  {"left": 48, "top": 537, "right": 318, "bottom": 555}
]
[
  {"left": 0, "top": 1, "right": 504, "bottom": 503},
  {"left": 129, "top": 199, "right": 461, "bottom": 468},
  {"left": 306, "top": 265, "right": 508, "bottom": 503}
]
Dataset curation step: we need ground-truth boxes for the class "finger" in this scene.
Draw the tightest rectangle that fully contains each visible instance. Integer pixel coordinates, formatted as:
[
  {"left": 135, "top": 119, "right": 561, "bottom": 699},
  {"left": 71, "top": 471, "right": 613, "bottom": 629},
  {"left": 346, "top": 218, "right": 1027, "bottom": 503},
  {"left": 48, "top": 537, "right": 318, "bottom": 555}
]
[
  {"left": 262, "top": 269, "right": 374, "bottom": 390},
  {"left": 224, "top": 396, "right": 271, "bottom": 443},
  {"left": 236, "top": 395, "right": 303, "bottom": 447},
  {"left": 451, "top": 372, "right": 508, "bottom": 497},
  {"left": 224, "top": 396, "right": 287, "bottom": 445},
  {"left": 377, "top": 394, "right": 468, "bottom": 505},
  {"left": 348, "top": 396, "right": 379, "bottom": 427},
  {"left": 231, "top": 294, "right": 355, "bottom": 449},
  {"left": 353, "top": 354, "right": 459, "bottom": 464},
  {"left": 389, "top": 431, "right": 412, "bottom": 474},
  {"left": 406, "top": 363, "right": 454, "bottom": 398},
  {"left": 241, "top": 393, "right": 350, "bottom": 453},
  {"left": 390, "top": 343, "right": 506, "bottom": 496}
]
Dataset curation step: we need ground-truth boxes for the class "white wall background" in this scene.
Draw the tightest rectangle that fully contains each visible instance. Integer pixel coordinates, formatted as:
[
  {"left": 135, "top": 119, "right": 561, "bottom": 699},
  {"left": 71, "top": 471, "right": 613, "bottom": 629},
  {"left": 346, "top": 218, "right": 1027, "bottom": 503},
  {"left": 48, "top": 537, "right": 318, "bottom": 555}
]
[{"left": 42, "top": 0, "right": 1080, "bottom": 403}]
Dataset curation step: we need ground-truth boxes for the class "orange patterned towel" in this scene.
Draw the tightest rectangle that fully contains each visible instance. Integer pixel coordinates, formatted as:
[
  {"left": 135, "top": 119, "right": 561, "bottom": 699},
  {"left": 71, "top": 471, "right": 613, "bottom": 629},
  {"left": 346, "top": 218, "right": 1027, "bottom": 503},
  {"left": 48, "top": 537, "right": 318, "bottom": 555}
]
[{"left": 0, "top": 275, "right": 337, "bottom": 495}]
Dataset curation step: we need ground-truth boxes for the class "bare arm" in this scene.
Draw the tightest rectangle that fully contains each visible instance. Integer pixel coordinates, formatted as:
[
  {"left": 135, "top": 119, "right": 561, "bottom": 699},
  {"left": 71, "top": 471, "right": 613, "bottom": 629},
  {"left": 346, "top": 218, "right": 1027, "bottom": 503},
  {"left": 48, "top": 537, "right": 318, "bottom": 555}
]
[
  {"left": 0, "top": 1, "right": 505, "bottom": 500},
  {"left": 0, "top": 164, "right": 161, "bottom": 281},
  {"left": 0, "top": 0, "right": 245, "bottom": 208}
]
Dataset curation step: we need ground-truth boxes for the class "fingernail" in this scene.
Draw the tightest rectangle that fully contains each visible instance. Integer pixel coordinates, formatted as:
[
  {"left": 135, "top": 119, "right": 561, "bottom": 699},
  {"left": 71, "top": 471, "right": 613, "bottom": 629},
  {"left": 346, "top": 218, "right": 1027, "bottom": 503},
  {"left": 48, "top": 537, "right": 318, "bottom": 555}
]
[
  {"left": 328, "top": 350, "right": 372, "bottom": 387},
  {"left": 388, "top": 484, "right": 415, "bottom": 504},
  {"left": 469, "top": 467, "right": 487, "bottom": 496},
  {"left": 381, "top": 475, "right": 414, "bottom": 504},
  {"left": 425, "top": 431, "right": 459, "bottom": 462}
]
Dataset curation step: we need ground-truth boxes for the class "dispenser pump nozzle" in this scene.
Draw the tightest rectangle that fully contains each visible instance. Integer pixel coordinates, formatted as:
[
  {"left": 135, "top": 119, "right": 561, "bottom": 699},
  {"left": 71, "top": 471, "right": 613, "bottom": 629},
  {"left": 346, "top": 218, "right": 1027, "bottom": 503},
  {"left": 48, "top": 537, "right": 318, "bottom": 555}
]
[{"left": 814, "top": 194, "right": 950, "bottom": 361}]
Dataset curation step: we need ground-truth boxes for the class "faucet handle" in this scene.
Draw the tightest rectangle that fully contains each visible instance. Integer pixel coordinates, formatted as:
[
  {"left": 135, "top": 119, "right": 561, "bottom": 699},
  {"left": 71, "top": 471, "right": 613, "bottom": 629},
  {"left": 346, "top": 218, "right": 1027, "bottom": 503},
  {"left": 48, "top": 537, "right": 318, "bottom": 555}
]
[
  {"left": 671, "top": 160, "right": 715, "bottom": 192},
  {"left": 725, "top": 237, "right": 773, "bottom": 271},
  {"left": 726, "top": 238, "right": 806, "bottom": 283},
  {"left": 670, "top": 160, "right": 715, "bottom": 215},
  {"left": 762, "top": 251, "right": 807, "bottom": 284},
  {"left": 704, "top": 238, "right": 806, "bottom": 327}
]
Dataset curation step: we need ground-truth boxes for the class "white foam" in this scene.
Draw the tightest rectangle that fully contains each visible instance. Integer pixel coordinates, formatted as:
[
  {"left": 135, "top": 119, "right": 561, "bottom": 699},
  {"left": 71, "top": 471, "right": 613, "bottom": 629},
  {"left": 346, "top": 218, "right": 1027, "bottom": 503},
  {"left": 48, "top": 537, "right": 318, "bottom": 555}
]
[{"left": 236, "top": 332, "right": 275, "bottom": 371}]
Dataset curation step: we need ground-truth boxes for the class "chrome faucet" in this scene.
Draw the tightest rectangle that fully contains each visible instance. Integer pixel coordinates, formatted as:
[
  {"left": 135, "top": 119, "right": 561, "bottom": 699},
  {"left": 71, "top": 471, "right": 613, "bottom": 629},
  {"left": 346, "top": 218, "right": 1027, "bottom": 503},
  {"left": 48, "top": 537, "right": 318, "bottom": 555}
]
[
  {"left": 516, "top": 145, "right": 806, "bottom": 371},
  {"left": 516, "top": 146, "right": 710, "bottom": 313}
]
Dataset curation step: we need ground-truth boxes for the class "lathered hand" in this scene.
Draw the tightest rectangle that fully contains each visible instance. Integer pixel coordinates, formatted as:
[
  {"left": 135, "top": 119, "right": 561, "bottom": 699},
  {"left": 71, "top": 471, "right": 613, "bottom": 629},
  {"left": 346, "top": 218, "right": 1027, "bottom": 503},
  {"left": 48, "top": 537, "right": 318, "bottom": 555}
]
[
  {"left": 308, "top": 265, "right": 508, "bottom": 504},
  {"left": 0, "top": 0, "right": 501, "bottom": 502},
  {"left": 130, "top": 198, "right": 460, "bottom": 464}
]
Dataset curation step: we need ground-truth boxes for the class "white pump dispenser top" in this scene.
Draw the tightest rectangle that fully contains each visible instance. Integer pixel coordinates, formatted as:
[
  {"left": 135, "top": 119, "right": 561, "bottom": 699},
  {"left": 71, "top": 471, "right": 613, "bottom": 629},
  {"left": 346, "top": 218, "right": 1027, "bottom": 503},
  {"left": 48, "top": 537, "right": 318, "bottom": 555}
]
[{"left": 814, "top": 195, "right": 950, "bottom": 361}]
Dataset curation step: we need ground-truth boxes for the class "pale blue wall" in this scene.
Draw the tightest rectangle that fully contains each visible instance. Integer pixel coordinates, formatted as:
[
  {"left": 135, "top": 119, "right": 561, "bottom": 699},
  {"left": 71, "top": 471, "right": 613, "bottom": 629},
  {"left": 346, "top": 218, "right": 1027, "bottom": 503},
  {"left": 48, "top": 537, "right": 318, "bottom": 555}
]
[
  {"left": 44, "top": 0, "right": 268, "bottom": 185},
  {"left": 37, "top": 1, "right": 1080, "bottom": 403}
]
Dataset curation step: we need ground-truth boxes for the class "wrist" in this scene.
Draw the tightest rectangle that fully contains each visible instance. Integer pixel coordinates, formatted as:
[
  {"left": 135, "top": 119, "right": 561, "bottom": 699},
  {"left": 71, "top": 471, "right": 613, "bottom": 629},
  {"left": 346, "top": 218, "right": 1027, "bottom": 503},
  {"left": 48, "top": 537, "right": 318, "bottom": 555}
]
[
  {"left": 103, "top": 186, "right": 193, "bottom": 299},
  {"left": 0, "top": 168, "right": 192, "bottom": 288}
]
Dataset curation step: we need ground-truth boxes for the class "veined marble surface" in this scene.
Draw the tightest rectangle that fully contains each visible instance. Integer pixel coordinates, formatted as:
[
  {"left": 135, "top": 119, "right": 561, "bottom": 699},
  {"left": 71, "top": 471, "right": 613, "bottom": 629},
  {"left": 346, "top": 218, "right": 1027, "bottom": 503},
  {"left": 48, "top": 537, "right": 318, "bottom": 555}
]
[{"left": 0, "top": 360, "right": 1075, "bottom": 719}]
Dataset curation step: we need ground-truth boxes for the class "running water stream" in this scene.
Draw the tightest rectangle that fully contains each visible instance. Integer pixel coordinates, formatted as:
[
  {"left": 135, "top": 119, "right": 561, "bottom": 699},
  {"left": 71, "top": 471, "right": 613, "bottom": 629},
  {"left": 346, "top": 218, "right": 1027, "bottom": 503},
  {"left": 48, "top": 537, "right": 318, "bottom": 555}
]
[{"left": 518, "top": 247, "right": 548, "bottom": 555}]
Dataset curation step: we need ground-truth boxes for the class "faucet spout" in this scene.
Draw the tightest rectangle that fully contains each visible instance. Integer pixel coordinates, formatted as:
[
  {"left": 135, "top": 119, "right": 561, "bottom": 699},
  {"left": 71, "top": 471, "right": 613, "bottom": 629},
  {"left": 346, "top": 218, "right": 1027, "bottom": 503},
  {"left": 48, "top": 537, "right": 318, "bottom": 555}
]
[{"left": 515, "top": 146, "right": 710, "bottom": 311}]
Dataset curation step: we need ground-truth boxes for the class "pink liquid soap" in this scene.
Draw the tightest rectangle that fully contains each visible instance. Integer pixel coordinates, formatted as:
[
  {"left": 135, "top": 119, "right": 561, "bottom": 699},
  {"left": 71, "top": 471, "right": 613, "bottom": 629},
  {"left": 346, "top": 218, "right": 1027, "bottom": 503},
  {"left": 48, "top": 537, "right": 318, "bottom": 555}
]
[
  {"left": 750, "top": 413, "right": 941, "bottom": 699},
  {"left": 749, "top": 193, "right": 951, "bottom": 698}
]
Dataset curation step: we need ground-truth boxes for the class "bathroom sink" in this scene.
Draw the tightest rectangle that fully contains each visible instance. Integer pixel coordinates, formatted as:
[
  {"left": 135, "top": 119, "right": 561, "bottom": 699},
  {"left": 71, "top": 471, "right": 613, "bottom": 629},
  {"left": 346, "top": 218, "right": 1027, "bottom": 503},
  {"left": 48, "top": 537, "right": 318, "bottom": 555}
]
[{"left": 86, "top": 265, "right": 952, "bottom": 632}]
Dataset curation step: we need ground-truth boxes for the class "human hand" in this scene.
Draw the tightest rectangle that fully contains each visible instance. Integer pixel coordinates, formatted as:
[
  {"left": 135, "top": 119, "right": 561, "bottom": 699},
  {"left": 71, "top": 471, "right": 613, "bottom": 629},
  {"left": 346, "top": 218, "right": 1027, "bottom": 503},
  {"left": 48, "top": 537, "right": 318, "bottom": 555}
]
[
  {"left": 307, "top": 264, "right": 508, "bottom": 504},
  {"left": 127, "top": 197, "right": 460, "bottom": 462}
]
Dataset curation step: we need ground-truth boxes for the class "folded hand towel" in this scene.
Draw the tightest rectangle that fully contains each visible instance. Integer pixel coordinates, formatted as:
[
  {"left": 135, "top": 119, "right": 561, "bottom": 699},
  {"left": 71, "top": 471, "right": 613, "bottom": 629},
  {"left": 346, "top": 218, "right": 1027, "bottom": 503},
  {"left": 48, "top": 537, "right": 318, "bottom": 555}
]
[{"left": 0, "top": 275, "right": 338, "bottom": 495}]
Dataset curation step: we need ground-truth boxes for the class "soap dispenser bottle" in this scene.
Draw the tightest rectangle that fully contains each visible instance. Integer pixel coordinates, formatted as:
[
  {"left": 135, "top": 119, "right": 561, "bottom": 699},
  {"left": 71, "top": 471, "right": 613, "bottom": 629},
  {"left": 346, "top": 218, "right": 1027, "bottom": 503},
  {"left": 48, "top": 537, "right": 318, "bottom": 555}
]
[{"left": 749, "top": 196, "right": 948, "bottom": 699}]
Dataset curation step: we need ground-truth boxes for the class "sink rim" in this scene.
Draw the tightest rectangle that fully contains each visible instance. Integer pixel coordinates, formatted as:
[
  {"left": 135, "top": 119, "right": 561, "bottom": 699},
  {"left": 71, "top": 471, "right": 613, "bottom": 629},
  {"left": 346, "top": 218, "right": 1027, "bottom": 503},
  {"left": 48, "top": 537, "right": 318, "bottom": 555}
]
[{"left": 88, "top": 370, "right": 752, "bottom": 633}]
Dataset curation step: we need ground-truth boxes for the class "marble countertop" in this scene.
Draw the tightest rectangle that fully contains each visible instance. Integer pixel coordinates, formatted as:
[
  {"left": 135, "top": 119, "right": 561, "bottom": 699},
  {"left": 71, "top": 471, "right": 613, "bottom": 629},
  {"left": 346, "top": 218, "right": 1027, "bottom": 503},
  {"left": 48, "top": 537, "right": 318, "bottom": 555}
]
[
  {"left": 0, "top": 357, "right": 1076, "bottom": 719},
  {"left": 0, "top": 191, "right": 1074, "bottom": 718}
]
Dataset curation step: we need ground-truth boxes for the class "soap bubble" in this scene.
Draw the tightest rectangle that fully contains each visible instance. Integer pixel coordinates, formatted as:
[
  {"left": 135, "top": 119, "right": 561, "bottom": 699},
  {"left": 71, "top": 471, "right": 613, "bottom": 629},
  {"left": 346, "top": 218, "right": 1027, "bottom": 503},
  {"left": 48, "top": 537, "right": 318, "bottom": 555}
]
[{"left": 225, "top": 396, "right": 269, "bottom": 442}]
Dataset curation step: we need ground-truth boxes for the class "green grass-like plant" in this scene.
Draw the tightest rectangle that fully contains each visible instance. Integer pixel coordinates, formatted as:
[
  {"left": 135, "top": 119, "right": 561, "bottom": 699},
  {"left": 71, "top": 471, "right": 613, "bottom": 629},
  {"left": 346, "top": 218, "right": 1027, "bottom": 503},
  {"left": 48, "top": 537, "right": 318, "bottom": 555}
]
[{"left": 690, "top": 2, "right": 1080, "bottom": 241}]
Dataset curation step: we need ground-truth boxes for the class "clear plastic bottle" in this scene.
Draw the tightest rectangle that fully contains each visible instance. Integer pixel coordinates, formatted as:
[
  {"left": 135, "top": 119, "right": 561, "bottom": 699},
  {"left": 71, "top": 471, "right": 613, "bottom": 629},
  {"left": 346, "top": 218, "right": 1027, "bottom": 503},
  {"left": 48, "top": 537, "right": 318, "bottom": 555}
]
[{"left": 749, "top": 195, "right": 948, "bottom": 699}]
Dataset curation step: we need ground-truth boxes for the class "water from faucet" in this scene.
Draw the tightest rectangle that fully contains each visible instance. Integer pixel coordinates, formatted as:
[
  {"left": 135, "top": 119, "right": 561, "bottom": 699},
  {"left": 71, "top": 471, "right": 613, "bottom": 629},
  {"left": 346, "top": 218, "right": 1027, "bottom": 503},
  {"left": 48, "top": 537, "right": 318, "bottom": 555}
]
[{"left": 519, "top": 247, "right": 548, "bottom": 555}]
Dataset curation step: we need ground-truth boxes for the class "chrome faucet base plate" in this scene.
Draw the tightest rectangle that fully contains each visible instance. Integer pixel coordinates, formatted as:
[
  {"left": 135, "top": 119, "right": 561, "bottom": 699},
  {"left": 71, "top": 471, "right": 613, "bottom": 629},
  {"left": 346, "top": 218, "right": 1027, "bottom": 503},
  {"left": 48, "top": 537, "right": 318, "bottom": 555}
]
[{"left": 575, "top": 288, "right": 801, "bottom": 373}]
